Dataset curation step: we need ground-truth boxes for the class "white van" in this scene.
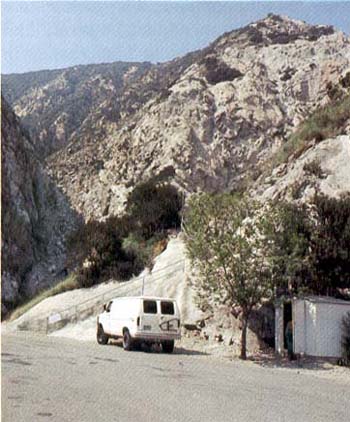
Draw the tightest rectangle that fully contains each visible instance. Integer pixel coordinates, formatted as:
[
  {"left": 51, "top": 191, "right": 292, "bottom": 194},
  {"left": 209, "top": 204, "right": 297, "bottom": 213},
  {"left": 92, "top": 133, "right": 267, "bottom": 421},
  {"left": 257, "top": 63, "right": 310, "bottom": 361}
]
[{"left": 96, "top": 296, "right": 181, "bottom": 353}]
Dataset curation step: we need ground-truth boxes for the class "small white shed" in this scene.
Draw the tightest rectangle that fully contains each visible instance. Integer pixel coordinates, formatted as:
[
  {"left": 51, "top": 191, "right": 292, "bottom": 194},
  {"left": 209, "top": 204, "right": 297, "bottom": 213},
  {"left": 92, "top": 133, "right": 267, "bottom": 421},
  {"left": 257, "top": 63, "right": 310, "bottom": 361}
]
[{"left": 275, "top": 296, "right": 350, "bottom": 358}]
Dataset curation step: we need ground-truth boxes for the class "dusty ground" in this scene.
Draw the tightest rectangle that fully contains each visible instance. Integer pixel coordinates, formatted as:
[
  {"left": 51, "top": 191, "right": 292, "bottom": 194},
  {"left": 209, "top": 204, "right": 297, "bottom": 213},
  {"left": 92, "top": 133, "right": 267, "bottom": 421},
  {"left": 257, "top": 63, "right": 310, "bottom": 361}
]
[
  {"left": 2, "top": 332, "right": 350, "bottom": 422},
  {"left": 48, "top": 323, "right": 350, "bottom": 384}
]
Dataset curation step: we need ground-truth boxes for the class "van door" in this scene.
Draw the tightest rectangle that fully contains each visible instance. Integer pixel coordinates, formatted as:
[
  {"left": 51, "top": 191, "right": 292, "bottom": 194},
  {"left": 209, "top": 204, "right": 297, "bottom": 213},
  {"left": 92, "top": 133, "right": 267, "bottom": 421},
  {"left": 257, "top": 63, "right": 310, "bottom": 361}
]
[
  {"left": 109, "top": 300, "right": 121, "bottom": 337},
  {"left": 141, "top": 299, "right": 159, "bottom": 335},
  {"left": 102, "top": 301, "right": 113, "bottom": 334},
  {"left": 159, "top": 300, "right": 180, "bottom": 334}
]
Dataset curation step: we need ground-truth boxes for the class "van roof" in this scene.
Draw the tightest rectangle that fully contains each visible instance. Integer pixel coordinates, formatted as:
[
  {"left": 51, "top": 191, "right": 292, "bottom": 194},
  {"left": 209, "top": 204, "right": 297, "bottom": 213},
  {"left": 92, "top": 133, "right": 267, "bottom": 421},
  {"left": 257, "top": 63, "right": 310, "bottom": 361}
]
[{"left": 110, "top": 296, "right": 177, "bottom": 302}]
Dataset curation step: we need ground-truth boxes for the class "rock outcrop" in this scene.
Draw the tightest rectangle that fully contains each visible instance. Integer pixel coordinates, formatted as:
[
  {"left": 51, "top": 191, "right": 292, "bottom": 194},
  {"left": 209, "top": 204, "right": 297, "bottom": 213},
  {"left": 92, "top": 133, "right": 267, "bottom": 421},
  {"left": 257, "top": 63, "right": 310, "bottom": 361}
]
[
  {"left": 1, "top": 98, "right": 79, "bottom": 316},
  {"left": 4, "top": 16, "right": 350, "bottom": 222},
  {"left": 256, "top": 134, "right": 350, "bottom": 202},
  {"left": 2, "top": 62, "right": 152, "bottom": 157},
  {"left": 47, "top": 15, "right": 349, "bottom": 220}
]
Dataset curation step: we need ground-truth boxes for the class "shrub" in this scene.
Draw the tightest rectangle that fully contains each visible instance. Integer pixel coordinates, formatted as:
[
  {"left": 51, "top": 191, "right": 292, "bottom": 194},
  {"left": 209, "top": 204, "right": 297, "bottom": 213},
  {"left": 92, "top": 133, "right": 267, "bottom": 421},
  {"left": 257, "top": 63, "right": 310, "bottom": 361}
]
[
  {"left": 273, "top": 94, "right": 350, "bottom": 166},
  {"left": 126, "top": 181, "right": 182, "bottom": 239},
  {"left": 67, "top": 181, "right": 182, "bottom": 288},
  {"left": 290, "top": 94, "right": 350, "bottom": 144},
  {"left": 308, "top": 193, "right": 350, "bottom": 295},
  {"left": 122, "top": 233, "right": 152, "bottom": 268},
  {"left": 303, "top": 159, "right": 324, "bottom": 178},
  {"left": 341, "top": 312, "right": 350, "bottom": 366},
  {"left": 265, "top": 195, "right": 350, "bottom": 296},
  {"left": 340, "top": 72, "right": 350, "bottom": 89},
  {"left": 68, "top": 215, "right": 143, "bottom": 288}
]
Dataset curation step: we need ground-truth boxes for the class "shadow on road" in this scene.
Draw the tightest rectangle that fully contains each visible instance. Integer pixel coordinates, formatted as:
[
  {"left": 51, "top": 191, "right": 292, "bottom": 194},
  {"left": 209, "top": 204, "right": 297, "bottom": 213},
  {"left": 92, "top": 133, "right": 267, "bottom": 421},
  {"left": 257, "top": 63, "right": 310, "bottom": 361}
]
[
  {"left": 173, "top": 347, "right": 208, "bottom": 356},
  {"left": 250, "top": 351, "right": 338, "bottom": 371},
  {"left": 107, "top": 339, "right": 208, "bottom": 355}
]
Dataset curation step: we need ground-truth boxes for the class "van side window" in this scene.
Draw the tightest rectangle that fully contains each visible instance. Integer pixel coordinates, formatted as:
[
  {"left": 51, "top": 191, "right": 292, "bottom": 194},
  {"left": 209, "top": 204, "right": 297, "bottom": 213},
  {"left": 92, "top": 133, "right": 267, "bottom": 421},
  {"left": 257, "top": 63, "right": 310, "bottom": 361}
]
[
  {"left": 161, "top": 301, "right": 175, "bottom": 315},
  {"left": 143, "top": 300, "right": 157, "bottom": 314}
]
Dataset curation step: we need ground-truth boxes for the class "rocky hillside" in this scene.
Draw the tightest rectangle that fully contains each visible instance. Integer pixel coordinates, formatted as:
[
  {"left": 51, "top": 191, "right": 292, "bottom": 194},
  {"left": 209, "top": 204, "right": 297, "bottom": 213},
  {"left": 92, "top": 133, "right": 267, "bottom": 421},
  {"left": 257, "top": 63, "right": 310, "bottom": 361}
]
[
  {"left": 255, "top": 133, "right": 350, "bottom": 203},
  {"left": 53, "top": 15, "right": 350, "bottom": 220},
  {"left": 2, "top": 62, "right": 153, "bottom": 157},
  {"left": 1, "top": 98, "right": 80, "bottom": 316},
  {"left": 3, "top": 15, "right": 350, "bottom": 223}
]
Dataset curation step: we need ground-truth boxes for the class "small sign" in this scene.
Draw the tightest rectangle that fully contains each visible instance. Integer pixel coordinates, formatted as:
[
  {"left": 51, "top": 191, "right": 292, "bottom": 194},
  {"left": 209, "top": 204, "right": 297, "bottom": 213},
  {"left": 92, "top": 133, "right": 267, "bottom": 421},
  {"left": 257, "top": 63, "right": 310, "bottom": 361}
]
[{"left": 48, "top": 313, "right": 61, "bottom": 324}]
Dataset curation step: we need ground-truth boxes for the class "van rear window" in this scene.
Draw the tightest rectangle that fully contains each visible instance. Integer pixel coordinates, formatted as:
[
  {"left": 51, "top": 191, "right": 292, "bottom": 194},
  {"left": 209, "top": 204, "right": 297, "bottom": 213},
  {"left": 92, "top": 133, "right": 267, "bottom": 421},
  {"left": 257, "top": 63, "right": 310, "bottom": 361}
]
[
  {"left": 143, "top": 300, "right": 157, "bottom": 314},
  {"left": 161, "top": 301, "right": 175, "bottom": 315}
]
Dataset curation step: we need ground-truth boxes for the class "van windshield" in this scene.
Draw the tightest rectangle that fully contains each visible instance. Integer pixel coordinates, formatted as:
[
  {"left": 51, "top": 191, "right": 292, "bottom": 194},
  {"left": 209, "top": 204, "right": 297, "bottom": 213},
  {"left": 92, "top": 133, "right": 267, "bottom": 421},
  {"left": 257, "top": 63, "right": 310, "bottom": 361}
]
[
  {"left": 143, "top": 300, "right": 157, "bottom": 314},
  {"left": 161, "top": 301, "right": 175, "bottom": 315}
]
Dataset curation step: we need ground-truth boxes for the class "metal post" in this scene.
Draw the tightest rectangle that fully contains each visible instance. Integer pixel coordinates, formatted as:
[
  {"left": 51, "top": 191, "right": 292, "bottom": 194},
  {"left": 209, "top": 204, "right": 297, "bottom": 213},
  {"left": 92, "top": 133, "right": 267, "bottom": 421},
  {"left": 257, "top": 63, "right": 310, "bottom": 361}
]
[{"left": 141, "top": 275, "right": 145, "bottom": 296}]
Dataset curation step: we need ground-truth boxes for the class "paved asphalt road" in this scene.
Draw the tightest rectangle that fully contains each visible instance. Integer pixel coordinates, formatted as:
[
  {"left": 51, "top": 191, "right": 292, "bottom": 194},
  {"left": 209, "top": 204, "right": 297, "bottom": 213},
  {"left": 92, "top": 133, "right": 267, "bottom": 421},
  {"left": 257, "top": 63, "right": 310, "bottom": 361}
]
[{"left": 2, "top": 332, "right": 350, "bottom": 422}]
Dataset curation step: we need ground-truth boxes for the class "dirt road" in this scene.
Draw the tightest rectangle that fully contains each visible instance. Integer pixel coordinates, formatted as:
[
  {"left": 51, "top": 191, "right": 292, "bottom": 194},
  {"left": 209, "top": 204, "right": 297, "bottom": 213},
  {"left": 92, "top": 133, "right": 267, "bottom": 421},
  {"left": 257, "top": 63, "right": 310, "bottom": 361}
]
[{"left": 2, "top": 333, "right": 349, "bottom": 422}]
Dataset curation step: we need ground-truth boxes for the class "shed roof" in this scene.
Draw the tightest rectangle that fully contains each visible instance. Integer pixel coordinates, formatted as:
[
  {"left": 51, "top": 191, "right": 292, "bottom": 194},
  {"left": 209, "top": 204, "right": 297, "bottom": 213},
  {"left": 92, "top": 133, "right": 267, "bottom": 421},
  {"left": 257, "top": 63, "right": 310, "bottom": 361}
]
[{"left": 295, "top": 295, "right": 350, "bottom": 306}]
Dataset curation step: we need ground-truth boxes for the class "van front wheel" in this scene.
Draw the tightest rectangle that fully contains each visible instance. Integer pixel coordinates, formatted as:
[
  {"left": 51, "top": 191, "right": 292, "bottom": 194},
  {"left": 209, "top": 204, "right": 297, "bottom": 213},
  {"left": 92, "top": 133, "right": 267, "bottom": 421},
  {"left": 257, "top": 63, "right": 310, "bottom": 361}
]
[
  {"left": 97, "top": 325, "right": 109, "bottom": 345},
  {"left": 162, "top": 340, "right": 175, "bottom": 353},
  {"left": 123, "top": 330, "right": 133, "bottom": 351}
]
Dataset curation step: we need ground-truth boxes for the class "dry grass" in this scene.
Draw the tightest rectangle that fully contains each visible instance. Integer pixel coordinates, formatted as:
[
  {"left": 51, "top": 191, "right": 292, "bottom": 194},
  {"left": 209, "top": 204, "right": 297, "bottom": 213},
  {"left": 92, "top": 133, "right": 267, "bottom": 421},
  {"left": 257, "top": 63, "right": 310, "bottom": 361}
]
[
  {"left": 8, "top": 274, "right": 78, "bottom": 322},
  {"left": 274, "top": 94, "right": 350, "bottom": 166}
]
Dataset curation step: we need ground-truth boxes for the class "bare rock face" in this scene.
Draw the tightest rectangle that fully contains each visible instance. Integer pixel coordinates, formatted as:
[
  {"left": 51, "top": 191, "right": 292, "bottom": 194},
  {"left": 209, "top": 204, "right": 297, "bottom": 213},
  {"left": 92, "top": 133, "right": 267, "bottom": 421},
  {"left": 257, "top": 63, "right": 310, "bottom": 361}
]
[
  {"left": 3, "top": 15, "right": 350, "bottom": 222},
  {"left": 256, "top": 134, "right": 350, "bottom": 203},
  {"left": 48, "top": 15, "right": 349, "bottom": 220},
  {"left": 1, "top": 98, "right": 79, "bottom": 316},
  {"left": 2, "top": 62, "right": 153, "bottom": 158}
]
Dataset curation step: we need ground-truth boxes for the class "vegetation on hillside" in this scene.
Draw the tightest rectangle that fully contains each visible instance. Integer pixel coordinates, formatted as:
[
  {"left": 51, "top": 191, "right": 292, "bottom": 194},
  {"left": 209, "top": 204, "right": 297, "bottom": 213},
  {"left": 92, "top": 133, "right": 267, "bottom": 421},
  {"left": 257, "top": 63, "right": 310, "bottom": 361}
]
[
  {"left": 261, "top": 193, "right": 350, "bottom": 297},
  {"left": 67, "top": 181, "right": 182, "bottom": 288},
  {"left": 126, "top": 181, "right": 182, "bottom": 239},
  {"left": 8, "top": 275, "right": 78, "bottom": 322},
  {"left": 274, "top": 92, "right": 350, "bottom": 166}
]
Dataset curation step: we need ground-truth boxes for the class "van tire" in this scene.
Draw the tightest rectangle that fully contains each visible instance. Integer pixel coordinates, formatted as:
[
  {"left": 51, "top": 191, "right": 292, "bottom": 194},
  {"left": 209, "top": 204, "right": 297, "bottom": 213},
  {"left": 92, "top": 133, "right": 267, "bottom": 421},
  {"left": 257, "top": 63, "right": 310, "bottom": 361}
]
[
  {"left": 97, "top": 324, "right": 109, "bottom": 345},
  {"left": 162, "top": 340, "right": 175, "bottom": 353},
  {"left": 123, "top": 329, "right": 133, "bottom": 351}
]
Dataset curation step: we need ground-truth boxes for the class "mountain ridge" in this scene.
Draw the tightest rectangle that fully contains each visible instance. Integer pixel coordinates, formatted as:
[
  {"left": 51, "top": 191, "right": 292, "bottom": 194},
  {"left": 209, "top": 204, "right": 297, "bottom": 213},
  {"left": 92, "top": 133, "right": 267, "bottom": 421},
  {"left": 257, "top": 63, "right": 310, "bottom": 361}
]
[{"left": 47, "top": 15, "right": 350, "bottom": 219}]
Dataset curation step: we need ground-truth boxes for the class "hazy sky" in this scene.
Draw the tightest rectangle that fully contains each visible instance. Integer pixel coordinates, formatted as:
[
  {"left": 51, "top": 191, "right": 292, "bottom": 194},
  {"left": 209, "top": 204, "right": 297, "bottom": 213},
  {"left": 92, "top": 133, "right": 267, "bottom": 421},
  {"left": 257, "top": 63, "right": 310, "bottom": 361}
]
[{"left": 2, "top": 1, "right": 350, "bottom": 74}]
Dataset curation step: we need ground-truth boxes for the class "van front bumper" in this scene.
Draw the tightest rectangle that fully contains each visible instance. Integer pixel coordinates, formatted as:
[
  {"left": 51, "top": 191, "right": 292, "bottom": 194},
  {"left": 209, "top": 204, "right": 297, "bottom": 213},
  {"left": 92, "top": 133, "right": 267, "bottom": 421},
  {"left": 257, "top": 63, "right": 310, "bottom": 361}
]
[{"left": 133, "top": 332, "right": 181, "bottom": 341}]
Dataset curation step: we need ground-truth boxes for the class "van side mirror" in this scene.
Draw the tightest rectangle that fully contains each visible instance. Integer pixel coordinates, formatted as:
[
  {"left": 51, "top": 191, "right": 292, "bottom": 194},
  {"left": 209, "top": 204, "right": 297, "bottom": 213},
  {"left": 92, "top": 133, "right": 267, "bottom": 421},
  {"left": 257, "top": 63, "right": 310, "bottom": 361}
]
[{"left": 103, "top": 304, "right": 107, "bottom": 311}]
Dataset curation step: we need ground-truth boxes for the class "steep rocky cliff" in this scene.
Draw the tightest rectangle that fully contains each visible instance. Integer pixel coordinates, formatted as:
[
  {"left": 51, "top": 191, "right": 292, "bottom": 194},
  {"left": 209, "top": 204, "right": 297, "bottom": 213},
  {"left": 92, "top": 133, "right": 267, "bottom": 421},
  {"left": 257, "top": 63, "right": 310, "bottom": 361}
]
[
  {"left": 2, "top": 62, "right": 153, "bottom": 157},
  {"left": 1, "top": 98, "right": 79, "bottom": 316},
  {"left": 51, "top": 15, "right": 350, "bottom": 219},
  {"left": 255, "top": 134, "right": 350, "bottom": 203},
  {"left": 3, "top": 14, "right": 350, "bottom": 223}
]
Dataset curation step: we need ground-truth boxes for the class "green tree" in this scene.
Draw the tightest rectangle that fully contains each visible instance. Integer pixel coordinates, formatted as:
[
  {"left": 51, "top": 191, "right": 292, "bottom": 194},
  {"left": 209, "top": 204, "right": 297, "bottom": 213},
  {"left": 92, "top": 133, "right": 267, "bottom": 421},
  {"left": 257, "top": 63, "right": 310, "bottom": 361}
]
[
  {"left": 184, "top": 194, "right": 272, "bottom": 359},
  {"left": 126, "top": 181, "right": 182, "bottom": 238},
  {"left": 309, "top": 193, "right": 350, "bottom": 295},
  {"left": 264, "top": 201, "right": 311, "bottom": 294},
  {"left": 265, "top": 194, "right": 350, "bottom": 297}
]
